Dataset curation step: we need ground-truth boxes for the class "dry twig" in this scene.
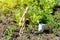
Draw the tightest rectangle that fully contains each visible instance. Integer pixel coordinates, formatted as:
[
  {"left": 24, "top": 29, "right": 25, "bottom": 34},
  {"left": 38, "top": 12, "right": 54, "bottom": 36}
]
[{"left": 19, "top": 7, "right": 29, "bottom": 34}]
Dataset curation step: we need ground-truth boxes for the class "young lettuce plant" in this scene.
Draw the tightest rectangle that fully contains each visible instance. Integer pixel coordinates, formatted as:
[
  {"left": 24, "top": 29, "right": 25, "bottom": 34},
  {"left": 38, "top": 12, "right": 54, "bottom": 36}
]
[
  {"left": 15, "top": 13, "right": 21, "bottom": 25},
  {"left": 14, "top": 9, "right": 21, "bottom": 26},
  {"left": 40, "top": 0, "right": 57, "bottom": 14}
]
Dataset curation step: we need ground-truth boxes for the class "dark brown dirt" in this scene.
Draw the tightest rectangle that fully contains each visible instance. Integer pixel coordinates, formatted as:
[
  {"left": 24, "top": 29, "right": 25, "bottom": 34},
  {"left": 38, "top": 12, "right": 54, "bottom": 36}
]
[
  {"left": 16, "top": 33, "right": 60, "bottom": 40},
  {"left": 0, "top": 7, "right": 60, "bottom": 40}
]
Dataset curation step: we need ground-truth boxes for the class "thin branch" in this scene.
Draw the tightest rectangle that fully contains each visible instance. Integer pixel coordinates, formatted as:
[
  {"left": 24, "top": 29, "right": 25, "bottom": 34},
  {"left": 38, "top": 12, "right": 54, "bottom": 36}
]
[{"left": 19, "top": 7, "right": 29, "bottom": 26}]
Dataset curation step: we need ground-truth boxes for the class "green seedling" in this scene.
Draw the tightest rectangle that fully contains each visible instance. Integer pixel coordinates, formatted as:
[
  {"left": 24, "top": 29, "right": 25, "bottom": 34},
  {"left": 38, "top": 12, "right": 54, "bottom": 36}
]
[{"left": 5, "top": 26, "right": 16, "bottom": 40}]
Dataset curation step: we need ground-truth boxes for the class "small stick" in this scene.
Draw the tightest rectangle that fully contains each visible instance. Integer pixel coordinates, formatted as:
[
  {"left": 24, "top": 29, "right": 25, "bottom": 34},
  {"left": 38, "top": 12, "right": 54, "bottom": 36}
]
[
  {"left": 19, "top": 7, "right": 29, "bottom": 25},
  {"left": 19, "top": 7, "right": 29, "bottom": 34}
]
